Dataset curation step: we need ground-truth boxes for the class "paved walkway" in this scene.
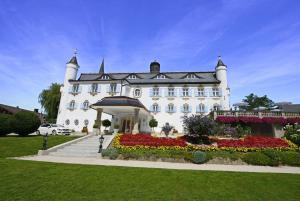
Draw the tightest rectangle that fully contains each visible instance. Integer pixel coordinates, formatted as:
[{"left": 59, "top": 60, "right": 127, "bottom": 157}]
[{"left": 15, "top": 155, "right": 300, "bottom": 174}]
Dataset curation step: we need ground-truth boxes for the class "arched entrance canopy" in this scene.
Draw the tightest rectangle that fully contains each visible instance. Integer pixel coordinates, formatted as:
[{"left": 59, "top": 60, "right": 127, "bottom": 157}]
[{"left": 90, "top": 96, "right": 152, "bottom": 134}]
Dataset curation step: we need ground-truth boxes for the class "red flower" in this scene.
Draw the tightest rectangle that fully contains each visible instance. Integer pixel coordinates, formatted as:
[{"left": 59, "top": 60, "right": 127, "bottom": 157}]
[
  {"left": 217, "top": 136, "right": 289, "bottom": 148},
  {"left": 119, "top": 134, "right": 187, "bottom": 147}
]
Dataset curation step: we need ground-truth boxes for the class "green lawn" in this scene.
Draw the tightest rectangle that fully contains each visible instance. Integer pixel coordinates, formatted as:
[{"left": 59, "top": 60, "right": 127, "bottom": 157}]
[
  {"left": 0, "top": 135, "right": 78, "bottom": 158},
  {"left": 0, "top": 136, "right": 299, "bottom": 201}
]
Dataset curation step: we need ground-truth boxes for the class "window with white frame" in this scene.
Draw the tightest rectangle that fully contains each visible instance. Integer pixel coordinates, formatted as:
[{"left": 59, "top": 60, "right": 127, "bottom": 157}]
[
  {"left": 183, "top": 103, "right": 189, "bottom": 113},
  {"left": 213, "top": 104, "right": 221, "bottom": 111},
  {"left": 212, "top": 88, "right": 220, "bottom": 97},
  {"left": 198, "top": 103, "right": 205, "bottom": 113},
  {"left": 134, "top": 88, "right": 141, "bottom": 97},
  {"left": 168, "top": 103, "right": 174, "bottom": 113},
  {"left": 168, "top": 88, "right": 175, "bottom": 97},
  {"left": 153, "top": 87, "right": 159, "bottom": 96},
  {"left": 152, "top": 103, "right": 159, "bottom": 112},
  {"left": 197, "top": 88, "right": 205, "bottom": 97},
  {"left": 155, "top": 74, "right": 166, "bottom": 79},
  {"left": 101, "top": 75, "right": 110, "bottom": 80},
  {"left": 84, "top": 119, "right": 89, "bottom": 126},
  {"left": 74, "top": 119, "right": 79, "bottom": 126},
  {"left": 91, "top": 83, "right": 98, "bottom": 93},
  {"left": 82, "top": 100, "right": 89, "bottom": 110},
  {"left": 65, "top": 119, "right": 70, "bottom": 125},
  {"left": 186, "top": 74, "right": 196, "bottom": 79},
  {"left": 72, "top": 84, "right": 79, "bottom": 93},
  {"left": 128, "top": 74, "right": 137, "bottom": 79},
  {"left": 69, "top": 100, "right": 75, "bottom": 110},
  {"left": 182, "top": 87, "right": 189, "bottom": 97},
  {"left": 110, "top": 83, "right": 117, "bottom": 93}
]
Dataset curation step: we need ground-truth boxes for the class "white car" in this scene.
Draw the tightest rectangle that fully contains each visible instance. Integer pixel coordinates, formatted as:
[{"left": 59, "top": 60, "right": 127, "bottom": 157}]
[{"left": 36, "top": 124, "right": 71, "bottom": 135}]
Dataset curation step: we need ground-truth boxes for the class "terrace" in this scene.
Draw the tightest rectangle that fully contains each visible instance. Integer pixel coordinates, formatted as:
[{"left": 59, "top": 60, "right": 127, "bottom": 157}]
[{"left": 213, "top": 110, "right": 300, "bottom": 119}]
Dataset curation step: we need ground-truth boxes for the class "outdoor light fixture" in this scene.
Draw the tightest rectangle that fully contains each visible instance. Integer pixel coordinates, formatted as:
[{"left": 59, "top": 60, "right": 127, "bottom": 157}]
[
  {"left": 98, "top": 135, "right": 104, "bottom": 153},
  {"left": 42, "top": 133, "right": 48, "bottom": 150}
]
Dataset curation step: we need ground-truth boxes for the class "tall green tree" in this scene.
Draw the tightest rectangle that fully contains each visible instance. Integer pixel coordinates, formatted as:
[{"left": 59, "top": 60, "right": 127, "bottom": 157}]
[
  {"left": 38, "top": 83, "right": 62, "bottom": 121},
  {"left": 241, "top": 93, "right": 275, "bottom": 110}
]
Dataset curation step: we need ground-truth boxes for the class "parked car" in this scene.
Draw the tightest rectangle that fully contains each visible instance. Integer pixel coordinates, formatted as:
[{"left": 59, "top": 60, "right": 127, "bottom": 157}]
[{"left": 36, "top": 124, "right": 71, "bottom": 135}]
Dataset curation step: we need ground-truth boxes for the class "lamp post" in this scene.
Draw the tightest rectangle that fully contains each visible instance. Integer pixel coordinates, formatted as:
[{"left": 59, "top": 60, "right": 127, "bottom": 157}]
[
  {"left": 42, "top": 133, "right": 48, "bottom": 150},
  {"left": 98, "top": 135, "right": 104, "bottom": 153}
]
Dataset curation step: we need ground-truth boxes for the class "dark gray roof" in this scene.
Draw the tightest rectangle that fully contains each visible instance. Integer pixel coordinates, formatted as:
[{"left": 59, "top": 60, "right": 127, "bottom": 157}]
[
  {"left": 90, "top": 96, "right": 148, "bottom": 111},
  {"left": 67, "top": 56, "right": 79, "bottom": 67},
  {"left": 216, "top": 57, "right": 226, "bottom": 67},
  {"left": 0, "top": 103, "right": 31, "bottom": 114},
  {"left": 73, "top": 71, "right": 220, "bottom": 84},
  {"left": 279, "top": 104, "right": 300, "bottom": 113},
  {"left": 99, "top": 59, "right": 104, "bottom": 73}
]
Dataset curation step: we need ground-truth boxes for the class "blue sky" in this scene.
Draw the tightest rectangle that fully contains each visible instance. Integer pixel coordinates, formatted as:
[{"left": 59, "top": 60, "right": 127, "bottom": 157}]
[{"left": 0, "top": 0, "right": 300, "bottom": 110}]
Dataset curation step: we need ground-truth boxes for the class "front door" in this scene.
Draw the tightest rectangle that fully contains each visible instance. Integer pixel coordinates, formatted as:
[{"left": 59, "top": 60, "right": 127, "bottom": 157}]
[{"left": 121, "top": 118, "right": 134, "bottom": 134}]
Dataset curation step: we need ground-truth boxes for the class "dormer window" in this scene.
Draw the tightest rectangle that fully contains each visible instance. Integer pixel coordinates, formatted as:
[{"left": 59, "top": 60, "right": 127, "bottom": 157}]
[
  {"left": 155, "top": 74, "right": 166, "bottom": 79},
  {"left": 128, "top": 74, "right": 137, "bottom": 79},
  {"left": 185, "top": 74, "right": 196, "bottom": 79},
  {"left": 101, "top": 75, "right": 110, "bottom": 80}
]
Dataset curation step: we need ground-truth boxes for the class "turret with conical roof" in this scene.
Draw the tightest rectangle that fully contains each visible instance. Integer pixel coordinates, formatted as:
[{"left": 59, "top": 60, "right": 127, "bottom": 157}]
[
  {"left": 64, "top": 50, "right": 79, "bottom": 86},
  {"left": 215, "top": 56, "right": 230, "bottom": 110}
]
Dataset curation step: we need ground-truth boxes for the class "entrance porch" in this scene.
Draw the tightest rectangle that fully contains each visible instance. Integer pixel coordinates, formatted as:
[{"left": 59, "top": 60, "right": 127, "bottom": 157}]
[{"left": 90, "top": 96, "right": 152, "bottom": 134}]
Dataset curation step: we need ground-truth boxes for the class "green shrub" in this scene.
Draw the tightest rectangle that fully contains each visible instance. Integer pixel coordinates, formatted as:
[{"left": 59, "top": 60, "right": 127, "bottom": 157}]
[
  {"left": 101, "top": 148, "right": 119, "bottom": 160},
  {"left": 191, "top": 151, "right": 207, "bottom": 164},
  {"left": 284, "top": 124, "right": 300, "bottom": 146},
  {"left": 12, "top": 111, "right": 41, "bottom": 136},
  {"left": 149, "top": 118, "right": 158, "bottom": 131},
  {"left": 206, "top": 151, "right": 242, "bottom": 161},
  {"left": 278, "top": 151, "right": 300, "bottom": 166},
  {"left": 261, "top": 149, "right": 280, "bottom": 166},
  {"left": 242, "top": 152, "right": 275, "bottom": 166},
  {"left": 102, "top": 119, "right": 111, "bottom": 130},
  {"left": 0, "top": 114, "right": 13, "bottom": 136}
]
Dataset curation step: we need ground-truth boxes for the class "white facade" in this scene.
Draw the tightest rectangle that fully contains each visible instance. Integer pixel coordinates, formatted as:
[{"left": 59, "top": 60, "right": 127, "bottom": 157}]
[{"left": 57, "top": 56, "right": 230, "bottom": 133}]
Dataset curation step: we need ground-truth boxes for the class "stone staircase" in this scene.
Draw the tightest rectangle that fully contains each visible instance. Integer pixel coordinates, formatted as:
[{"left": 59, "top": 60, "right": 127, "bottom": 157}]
[{"left": 48, "top": 134, "right": 115, "bottom": 157}]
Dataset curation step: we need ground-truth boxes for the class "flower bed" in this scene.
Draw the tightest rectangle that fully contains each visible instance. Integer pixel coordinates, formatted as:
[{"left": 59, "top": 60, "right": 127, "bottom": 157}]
[
  {"left": 217, "top": 136, "right": 289, "bottom": 148},
  {"left": 119, "top": 134, "right": 187, "bottom": 147},
  {"left": 113, "top": 134, "right": 298, "bottom": 152}
]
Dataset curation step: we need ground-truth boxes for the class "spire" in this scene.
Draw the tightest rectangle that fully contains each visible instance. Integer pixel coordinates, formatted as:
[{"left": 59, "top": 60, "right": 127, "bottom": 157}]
[
  {"left": 216, "top": 56, "right": 226, "bottom": 67},
  {"left": 99, "top": 58, "right": 104, "bottom": 73},
  {"left": 67, "top": 49, "right": 79, "bottom": 67}
]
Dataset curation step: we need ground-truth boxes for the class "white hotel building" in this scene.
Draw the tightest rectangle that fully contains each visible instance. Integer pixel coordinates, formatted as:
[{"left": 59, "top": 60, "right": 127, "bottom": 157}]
[{"left": 57, "top": 54, "right": 230, "bottom": 133}]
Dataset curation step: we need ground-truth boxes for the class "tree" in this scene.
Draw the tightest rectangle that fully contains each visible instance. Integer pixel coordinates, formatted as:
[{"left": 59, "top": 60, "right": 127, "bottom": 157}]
[
  {"left": 149, "top": 118, "right": 158, "bottom": 132},
  {"left": 241, "top": 93, "right": 274, "bottom": 110},
  {"left": 38, "top": 83, "right": 62, "bottom": 121},
  {"left": 12, "top": 111, "right": 41, "bottom": 136},
  {"left": 102, "top": 119, "right": 111, "bottom": 131},
  {"left": 0, "top": 114, "right": 13, "bottom": 136},
  {"left": 182, "top": 115, "right": 216, "bottom": 144}
]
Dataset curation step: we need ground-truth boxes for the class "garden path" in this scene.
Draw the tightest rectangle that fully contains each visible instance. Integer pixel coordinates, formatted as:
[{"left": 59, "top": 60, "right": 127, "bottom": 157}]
[{"left": 15, "top": 155, "right": 300, "bottom": 174}]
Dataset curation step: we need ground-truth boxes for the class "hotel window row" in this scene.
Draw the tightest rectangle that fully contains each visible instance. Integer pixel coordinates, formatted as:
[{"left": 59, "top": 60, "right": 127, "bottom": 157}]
[
  {"left": 149, "top": 87, "right": 222, "bottom": 97},
  {"left": 67, "top": 100, "right": 90, "bottom": 111},
  {"left": 68, "top": 83, "right": 121, "bottom": 95},
  {"left": 149, "top": 103, "right": 221, "bottom": 113}
]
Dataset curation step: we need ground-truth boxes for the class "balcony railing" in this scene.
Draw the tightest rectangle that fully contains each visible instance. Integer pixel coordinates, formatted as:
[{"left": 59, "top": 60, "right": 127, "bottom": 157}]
[{"left": 214, "top": 110, "right": 300, "bottom": 119}]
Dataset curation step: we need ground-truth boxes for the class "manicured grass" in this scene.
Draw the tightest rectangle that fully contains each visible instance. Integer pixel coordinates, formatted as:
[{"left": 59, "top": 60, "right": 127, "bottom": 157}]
[
  {"left": 0, "top": 159, "right": 299, "bottom": 201},
  {"left": 0, "top": 135, "right": 78, "bottom": 158},
  {"left": 0, "top": 136, "right": 299, "bottom": 201}
]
